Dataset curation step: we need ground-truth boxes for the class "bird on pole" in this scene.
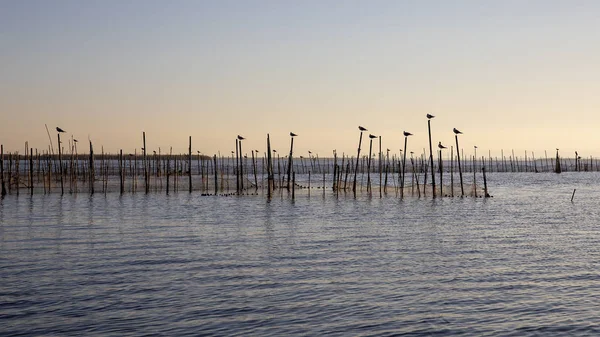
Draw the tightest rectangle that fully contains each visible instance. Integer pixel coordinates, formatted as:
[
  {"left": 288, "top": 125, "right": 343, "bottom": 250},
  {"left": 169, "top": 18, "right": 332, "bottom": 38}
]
[
  {"left": 403, "top": 131, "right": 413, "bottom": 137},
  {"left": 56, "top": 127, "right": 66, "bottom": 133},
  {"left": 426, "top": 114, "right": 435, "bottom": 119},
  {"left": 290, "top": 132, "right": 298, "bottom": 137},
  {"left": 359, "top": 126, "right": 368, "bottom": 131},
  {"left": 453, "top": 128, "right": 462, "bottom": 134},
  {"left": 438, "top": 142, "right": 447, "bottom": 149},
  {"left": 369, "top": 134, "right": 377, "bottom": 139},
  {"left": 237, "top": 135, "right": 245, "bottom": 140}
]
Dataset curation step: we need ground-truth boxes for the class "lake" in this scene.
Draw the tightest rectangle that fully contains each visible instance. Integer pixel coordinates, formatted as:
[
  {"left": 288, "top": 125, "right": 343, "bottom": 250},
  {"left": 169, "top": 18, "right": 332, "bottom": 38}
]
[{"left": 2, "top": 172, "right": 600, "bottom": 336}]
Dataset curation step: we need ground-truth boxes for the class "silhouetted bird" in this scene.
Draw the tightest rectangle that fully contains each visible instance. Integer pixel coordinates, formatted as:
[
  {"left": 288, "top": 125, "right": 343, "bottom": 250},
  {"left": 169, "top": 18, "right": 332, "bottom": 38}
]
[
  {"left": 403, "top": 131, "right": 413, "bottom": 137},
  {"left": 453, "top": 128, "right": 462, "bottom": 134},
  {"left": 290, "top": 132, "right": 298, "bottom": 137},
  {"left": 56, "top": 127, "right": 66, "bottom": 133},
  {"left": 73, "top": 139, "right": 78, "bottom": 143},
  {"left": 237, "top": 135, "right": 245, "bottom": 140},
  {"left": 359, "top": 126, "right": 367, "bottom": 131},
  {"left": 308, "top": 151, "right": 312, "bottom": 154},
  {"left": 426, "top": 114, "right": 435, "bottom": 119},
  {"left": 369, "top": 134, "right": 377, "bottom": 139},
  {"left": 273, "top": 149, "right": 277, "bottom": 153},
  {"left": 438, "top": 142, "right": 447, "bottom": 149}
]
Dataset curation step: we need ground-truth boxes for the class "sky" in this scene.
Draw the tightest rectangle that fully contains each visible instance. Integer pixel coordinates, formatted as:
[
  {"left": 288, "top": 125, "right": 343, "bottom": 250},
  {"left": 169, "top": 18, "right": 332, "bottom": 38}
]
[{"left": 2, "top": 0, "right": 600, "bottom": 159}]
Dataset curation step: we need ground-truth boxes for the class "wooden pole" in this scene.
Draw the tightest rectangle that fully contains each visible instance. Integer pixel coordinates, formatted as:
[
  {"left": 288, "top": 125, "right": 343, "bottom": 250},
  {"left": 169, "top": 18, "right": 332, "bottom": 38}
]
[
  {"left": 29, "top": 148, "right": 34, "bottom": 195},
  {"left": 58, "top": 133, "right": 64, "bottom": 195},
  {"left": 438, "top": 149, "right": 443, "bottom": 197},
  {"left": 450, "top": 146, "right": 454, "bottom": 197},
  {"left": 455, "top": 135, "right": 464, "bottom": 196},
  {"left": 143, "top": 132, "right": 149, "bottom": 193},
  {"left": 0, "top": 145, "right": 5, "bottom": 197},
  {"left": 367, "top": 138, "right": 373, "bottom": 194},
  {"left": 214, "top": 154, "right": 218, "bottom": 195},
  {"left": 188, "top": 136, "right": 192, "bottom": 193},
  {"left": 267, "top": 134, "right": 273, "bottom": 199},
  {"left": 353, "top": 130, "right": 364, "bottom": 195},
  {"left": 119, "top": 150, "right": 124, "bottom": 194},
  {"left": 401, "top": 136, "right": 408, "bottom": 199},
  {"left": 235, "top": 139, "right": 239, "bottom": 193},
  {"left": 166, "top": 147, "right": 171, "bottom": 195},
  {"left": 427, "top": 119, "right": 436, "bottom": 198},
  {"left": 286, "top": 136, "right": 294, "bottom": 190},
  {"left": 483, "top": 166, "right": 490, "bottom": 197},
  {"left": 379, "top": 136, "right": 382, "bottom": 198}
]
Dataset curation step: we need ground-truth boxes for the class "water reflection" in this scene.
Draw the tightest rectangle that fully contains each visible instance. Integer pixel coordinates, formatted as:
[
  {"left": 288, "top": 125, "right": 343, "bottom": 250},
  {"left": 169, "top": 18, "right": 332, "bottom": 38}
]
[{"left": 1, "top": 173, "right": 600, "bottom": 336}]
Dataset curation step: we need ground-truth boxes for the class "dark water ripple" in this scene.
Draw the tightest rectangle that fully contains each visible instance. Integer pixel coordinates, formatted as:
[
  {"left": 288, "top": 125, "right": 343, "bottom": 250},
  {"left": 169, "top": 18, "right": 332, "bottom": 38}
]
[{"left": 2, "top": 173, "right": 600, "bottom": 336}]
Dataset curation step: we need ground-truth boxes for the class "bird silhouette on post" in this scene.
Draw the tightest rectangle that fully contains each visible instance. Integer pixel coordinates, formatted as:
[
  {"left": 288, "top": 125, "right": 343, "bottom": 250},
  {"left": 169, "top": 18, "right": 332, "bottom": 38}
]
[
  {"left": 453, "top": 128, "right": 462, "bottom": 134},
  {"left": 237, "top": 135, "right": 245, "bottom": 140},
  {"left": 290, "top": 132, "right": 297, "bottom": 137},
  {"left": 426, "top": 114, "right": 435, "bottom": 119},
  {"left": 359, "top": 126, "right": 367, "bottom": 131},
  {"left": 56, "top": 127, "right": 66, "bottom": 133},
  {"left": 438, "top": 142, "right": 447, "bottom": 149}
]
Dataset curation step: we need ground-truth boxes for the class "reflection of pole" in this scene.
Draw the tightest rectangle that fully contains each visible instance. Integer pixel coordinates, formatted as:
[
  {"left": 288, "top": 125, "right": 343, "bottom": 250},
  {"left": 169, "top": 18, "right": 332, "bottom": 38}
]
[
  {"left": 427, "top": 120, "right": 436, "bottom": 198},
  {"left": 455, "top": 135, "right": 464, "bottom": 196}
]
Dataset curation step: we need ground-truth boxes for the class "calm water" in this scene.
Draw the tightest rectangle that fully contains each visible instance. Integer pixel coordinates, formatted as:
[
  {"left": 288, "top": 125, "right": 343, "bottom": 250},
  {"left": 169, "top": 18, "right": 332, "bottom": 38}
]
[{"left": 2, "top": 173, "right": 600, "bottom": 336}]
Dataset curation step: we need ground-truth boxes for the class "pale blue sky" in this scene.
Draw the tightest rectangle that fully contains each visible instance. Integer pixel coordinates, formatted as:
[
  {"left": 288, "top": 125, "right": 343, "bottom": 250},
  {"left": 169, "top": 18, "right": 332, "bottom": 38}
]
[{"left": 2, "top": 1, "right": 600, "bottom": 158}]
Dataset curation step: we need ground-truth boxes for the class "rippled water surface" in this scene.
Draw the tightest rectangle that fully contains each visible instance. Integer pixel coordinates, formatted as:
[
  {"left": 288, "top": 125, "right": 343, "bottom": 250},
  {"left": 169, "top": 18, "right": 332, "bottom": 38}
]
[{"left": 2, "top": 172, "right": 600, "bottom": 336}]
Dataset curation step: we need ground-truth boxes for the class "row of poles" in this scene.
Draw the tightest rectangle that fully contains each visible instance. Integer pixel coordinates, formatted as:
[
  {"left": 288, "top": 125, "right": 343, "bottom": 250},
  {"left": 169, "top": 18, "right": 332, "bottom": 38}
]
[{"left": 0, "top": 118, "right": 582, "bottom": 198}]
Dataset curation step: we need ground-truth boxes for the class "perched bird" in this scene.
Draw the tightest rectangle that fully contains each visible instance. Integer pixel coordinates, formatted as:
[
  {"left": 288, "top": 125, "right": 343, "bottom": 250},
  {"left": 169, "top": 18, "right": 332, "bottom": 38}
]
[
  {"left": 369, "top": 134, "right": 377, "bottom": 139},
  {"left": 56, "top": 127, "right": 66, "bottom": 133},
  {"left": 359, "top": 126, "right": 367, "bottom": 131},
  {"left": 273, "top": 149, "right": 277, "bottom": 153},
  {"left": 426, "top": 114, "right": 435, "bottom": 119},
  {"left": 290, "top": 132, "right": 298, "bottom": 137},
  {"left": 73, "top": 139, "right": 78, "bottom": 143},
  {"left": 438, "top": 142, "right": 447, "bottom": 149},
  {"left": 308, "top": 151, "right": 312, "bottom": 154},
  {"left": 403, "top": 131, "right": 413, "bottom": 137},
  {"left": 237, "top": 135, "right": 245, "bottom": 140},
  {"left": 453, "top": 128, "right": 462, "bottom": 134}
]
